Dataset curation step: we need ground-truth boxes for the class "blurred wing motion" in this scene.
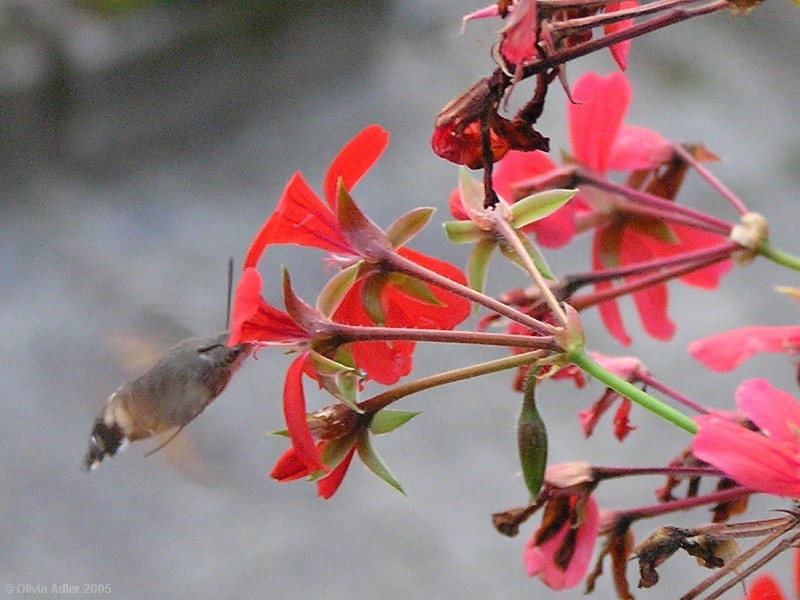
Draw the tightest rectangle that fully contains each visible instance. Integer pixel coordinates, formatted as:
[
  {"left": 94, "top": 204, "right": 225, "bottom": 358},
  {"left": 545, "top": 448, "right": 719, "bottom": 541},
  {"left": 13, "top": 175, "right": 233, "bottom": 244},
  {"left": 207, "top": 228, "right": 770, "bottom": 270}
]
[{"left": 85, "top": 331, "right": 251, "bottom": 471}]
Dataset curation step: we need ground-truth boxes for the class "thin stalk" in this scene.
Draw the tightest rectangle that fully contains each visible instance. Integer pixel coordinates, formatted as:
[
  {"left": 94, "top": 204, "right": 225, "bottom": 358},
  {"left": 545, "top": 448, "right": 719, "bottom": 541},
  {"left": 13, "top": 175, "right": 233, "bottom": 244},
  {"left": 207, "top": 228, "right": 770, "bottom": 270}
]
[
  {"left": 577, "top": 171, "right": 733, "bottom": 234},
  {"left": 550, "top": 0, "right": 703, "bottom": 34},
  {"left": 334, "top": 323, "right": 556, "bottom": 350},
  {"left": 569, "top": 348, "right": 698, "bottom": 434},
  {"left": 520, "top": 0, "right": 729, "bottom": 77},
  {"left": 672, "top": 143, "right": 749, "bottom": 215},
  {"left": 759, "top": 240, "right": 800, "bottom": 272},
  {"left": 386, "top": 250, "right": 558, "bottom": 337},
  {"left": 570, "top": 252, "right": 731, "bottom": 310},
  {"left": 681, "top": 521, "right": 800, "bottom": 600},
  {"left": 493, "top": 217, "right": 569, "bottom": 327},
  {"left": 358, "top": 350, "right": 548, "bottom": 413}
]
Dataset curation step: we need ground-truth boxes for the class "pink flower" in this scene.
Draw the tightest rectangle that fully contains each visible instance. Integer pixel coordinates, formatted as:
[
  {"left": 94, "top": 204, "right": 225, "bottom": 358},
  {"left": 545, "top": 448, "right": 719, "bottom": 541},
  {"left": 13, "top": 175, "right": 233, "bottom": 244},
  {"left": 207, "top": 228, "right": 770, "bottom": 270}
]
[
  {"left": 524, "top": 494, "right": 600, "bottom": 589},
  {"left": 689, "top": 326, "right": 800, "bottom": 371},
  {"left": 693, "top": 378, "right": 800, "bottom": 498}
]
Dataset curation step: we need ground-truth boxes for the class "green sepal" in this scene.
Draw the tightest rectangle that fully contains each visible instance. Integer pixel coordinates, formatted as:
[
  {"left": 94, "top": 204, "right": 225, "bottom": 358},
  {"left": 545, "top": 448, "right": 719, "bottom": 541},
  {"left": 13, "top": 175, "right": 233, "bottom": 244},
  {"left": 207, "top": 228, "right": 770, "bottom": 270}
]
[
  {"left": 386, "top": 272, "right": 444, "bottom": 306},
  {"left": 317, "top": 433, "right": 358, "bottom": 474},
  {"left": 356, "top": 429, "right": 406, "bottom": 495},
  {"left": 630, "top": 217, "right": 679, "bottom": 245},
  {"left": 386, "top": 207, "right": 435, "bottom": 250},
  {"left": 370, "top": 409, "right": 421, "bottom": 435},
  {"left": 510, "top": 189, "right": 577, "bottom": 229},
  {"left": 518, "top": 372, "right": 548, "bottom": 500},
  {"left": 467, "top": 238, "right": 496, "bottom": 294},
  {"left": 309, "top": 350, "right": 364, "bottom": 414},
  {"left": 362, "top": 274, "right": 388, "bottom": 326},
  {"left": 316, "top": 261, "right": 363, "bottom": 317},
  {"left": 268, "top": 428, "right": 290, "bottom": 437},
  {"left": 458, "top": 166, "right": 485, "bottom": 213},
  {"left": 499, "top": 231, "right": 554, "bottom": 280},
  {"left": 444, "top": 219, "right": 484, "bottom": 244}
]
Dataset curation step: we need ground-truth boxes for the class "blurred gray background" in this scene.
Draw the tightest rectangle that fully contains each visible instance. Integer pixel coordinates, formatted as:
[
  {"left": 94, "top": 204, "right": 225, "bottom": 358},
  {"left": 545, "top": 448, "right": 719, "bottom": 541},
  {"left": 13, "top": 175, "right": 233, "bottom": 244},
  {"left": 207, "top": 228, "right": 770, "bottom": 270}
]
[{"left": 2, "top": 1, "right": 800, "bottom": 598}]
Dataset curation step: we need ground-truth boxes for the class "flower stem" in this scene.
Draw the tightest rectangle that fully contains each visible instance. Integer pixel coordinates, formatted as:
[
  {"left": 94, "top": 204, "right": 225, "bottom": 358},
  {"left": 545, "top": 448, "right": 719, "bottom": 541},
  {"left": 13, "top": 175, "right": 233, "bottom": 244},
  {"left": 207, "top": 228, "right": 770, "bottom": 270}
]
[
  {"left": 387, "top": 251, "right": 557, "bottom": 336},
  {"left": 671, "top": 142, "right": 749, "bottom": 215},
  {"left": 359, "top": 350, "right": 548, "bottom": 413},
  {"left": 492, "top": 216, "right": 569, "bottom": 327},
  {"left": 569, "top": 348, "right": 698, "bottom": 434},
  {"left": 758, "top": 240, "right": 800, "bottom": 272},
  {"left": 576, "top": 171, "right": 732, "bottom": 235},
  {"left": 335, "top": 323, "right": 556, "bottom": 350}
]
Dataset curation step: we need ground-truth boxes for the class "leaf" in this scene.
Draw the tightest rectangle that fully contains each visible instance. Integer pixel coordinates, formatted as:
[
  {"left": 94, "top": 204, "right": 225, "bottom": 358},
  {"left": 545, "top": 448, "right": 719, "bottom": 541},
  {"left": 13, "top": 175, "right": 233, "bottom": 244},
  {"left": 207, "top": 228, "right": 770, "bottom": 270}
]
[
  {"left": 316, "top": 262, "right": 363, "bottom": 317},
  {"left": 386, "top": 207, "right": 435, "bottom": 249},
  {"left": 370, "top": 409, "right": 421, "bottom": 435},
  {"left": 467, "top": 238, "right": 496, "bottom": 294},
  {"left": 510, "top": 189, "right": 577, "bottom": 229},
  {"left": 444, "top": 219, "right": 484, "bottom": 244},
  {"left": 356, "top": 430, "right": 406, "bottom": 495}
]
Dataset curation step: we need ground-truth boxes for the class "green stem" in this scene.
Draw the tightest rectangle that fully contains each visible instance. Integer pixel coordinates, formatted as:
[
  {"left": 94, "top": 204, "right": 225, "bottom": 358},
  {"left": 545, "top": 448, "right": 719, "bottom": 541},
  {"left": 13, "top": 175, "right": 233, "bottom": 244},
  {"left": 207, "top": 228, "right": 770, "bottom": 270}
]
[
  {"left": 569, "top": 348, "right": 698, "bottom": 435},
  {"left": 359, "top": 350, "right": 547, "bottom": 413},
  {"left": 758, "top": 240, "right": 800, "bottom": 272}
]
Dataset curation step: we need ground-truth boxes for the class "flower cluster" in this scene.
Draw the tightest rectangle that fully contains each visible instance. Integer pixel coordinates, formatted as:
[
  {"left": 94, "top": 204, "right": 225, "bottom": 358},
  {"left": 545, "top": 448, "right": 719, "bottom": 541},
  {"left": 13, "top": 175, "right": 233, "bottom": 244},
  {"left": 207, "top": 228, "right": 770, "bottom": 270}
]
[{"left": 209, "top": 0, "right": 800, "bottom": 596}]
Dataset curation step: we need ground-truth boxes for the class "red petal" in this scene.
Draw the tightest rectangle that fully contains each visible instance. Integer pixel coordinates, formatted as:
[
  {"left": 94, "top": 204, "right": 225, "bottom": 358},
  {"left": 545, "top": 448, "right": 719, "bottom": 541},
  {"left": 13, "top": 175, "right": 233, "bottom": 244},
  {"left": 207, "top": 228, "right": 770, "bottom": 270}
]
[
  {"left": 569, "top": 72, "right": 630, "bottom": 173},
  {"left": 269, "top": 446, "right": 310, "bottom": 482},
  {"left": 604, "top": 1, "right": 637, "bottom": 71},
  {"left": 642, "top": 223, "right": 732, "bottom": 290},
  {"left": 394, "top": 247, "right": 471, "bottom": 330},
  {"left": 493, "top": 150, "right": 577, "bottom": 248},
  {"left": 323, "top": 125, "right": 389, "bottom": 209},
  {"left": 744, "top": 574, "right": 786, "bottom": 600},
  {"left": 284, "top": 354, "right": 325, "bottom": 473},
  {"left": 317, "top": 445, "right": 356, "bottom": 499},
  {"left": 688, "top": 326, "right": 800, "bottom": 372},
  {"left": 334, "top": 281, "right": 415, "bottom": 385},
  {"left": 592, "top": 233, "right": 632, "bottom": 345},
  {"left": 612, "top": 399, "right": 635, "bottom": 441},
  {"left": 228, "top": 268, "right": 308, "bottom": 345},
  {"left": 607, "top": 125, "right": 671, "bottom": 171},
  {"left": 736, "top": 379, "right": 800, "bottom": 445},
  {"left": 693, "top": 414, "right": 800, "bottom": 498},
  {"left": 244, "top": 173, "right": 352, "bottom": 268}
]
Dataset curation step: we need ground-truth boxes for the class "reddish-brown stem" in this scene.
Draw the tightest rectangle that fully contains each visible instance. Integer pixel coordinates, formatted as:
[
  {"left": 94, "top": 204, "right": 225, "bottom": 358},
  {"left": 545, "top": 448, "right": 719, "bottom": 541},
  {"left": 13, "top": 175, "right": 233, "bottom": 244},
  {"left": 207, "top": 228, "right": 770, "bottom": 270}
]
[
  {"left": 519, "top": 0, "right": 729, "bottom": 77},
  {"left": 570, "top": 250, "right": 733, "bottom": 310},
  {"left": 385, "top": 250, "right": 558, "bottom": 337},
  {"left": 576, "top": 171, "right": 733, "bottom": 234},
  {"left": 332, "top": 323, "right": 556, "bottom": 350},
  {"left": 618, "top": 486, "right": 753, "bottom": 522},
  {"left": 672, "top": 142, "right": 750, "bottom": 215}
]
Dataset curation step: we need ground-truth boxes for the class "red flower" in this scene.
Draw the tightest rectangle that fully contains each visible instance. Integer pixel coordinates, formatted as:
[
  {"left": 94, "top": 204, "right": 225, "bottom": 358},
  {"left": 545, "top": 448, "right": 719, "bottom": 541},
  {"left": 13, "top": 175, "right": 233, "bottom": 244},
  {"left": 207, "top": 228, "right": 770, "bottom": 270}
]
[
  {"left": 693, "top": 379, "right": 800, "bottom": 498},
  {"left": 271, "top": 441, "right": 356, "bottom": 500},
  {"left": 482, "top": 72, "right": 730, "bottom": 344},
  {"left": 524, "top": 494, "right": 600, "bottom": 589},
  {"left": 688, "top": 326, "right": 800, "bottom": 372},
  {"left": 244, "top": 125, "right": 470, "bottom": 384},
  {"left": 228, "top": 268, "right": 324, "bottom": 474}
]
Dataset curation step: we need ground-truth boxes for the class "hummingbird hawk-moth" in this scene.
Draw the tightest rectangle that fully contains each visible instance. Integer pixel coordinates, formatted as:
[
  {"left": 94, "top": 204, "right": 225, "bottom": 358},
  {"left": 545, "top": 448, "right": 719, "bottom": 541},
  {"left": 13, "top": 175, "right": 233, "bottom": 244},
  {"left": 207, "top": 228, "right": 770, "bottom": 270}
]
[{"left": 84, "top": 331, "right": 251, "bottom": 470}]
